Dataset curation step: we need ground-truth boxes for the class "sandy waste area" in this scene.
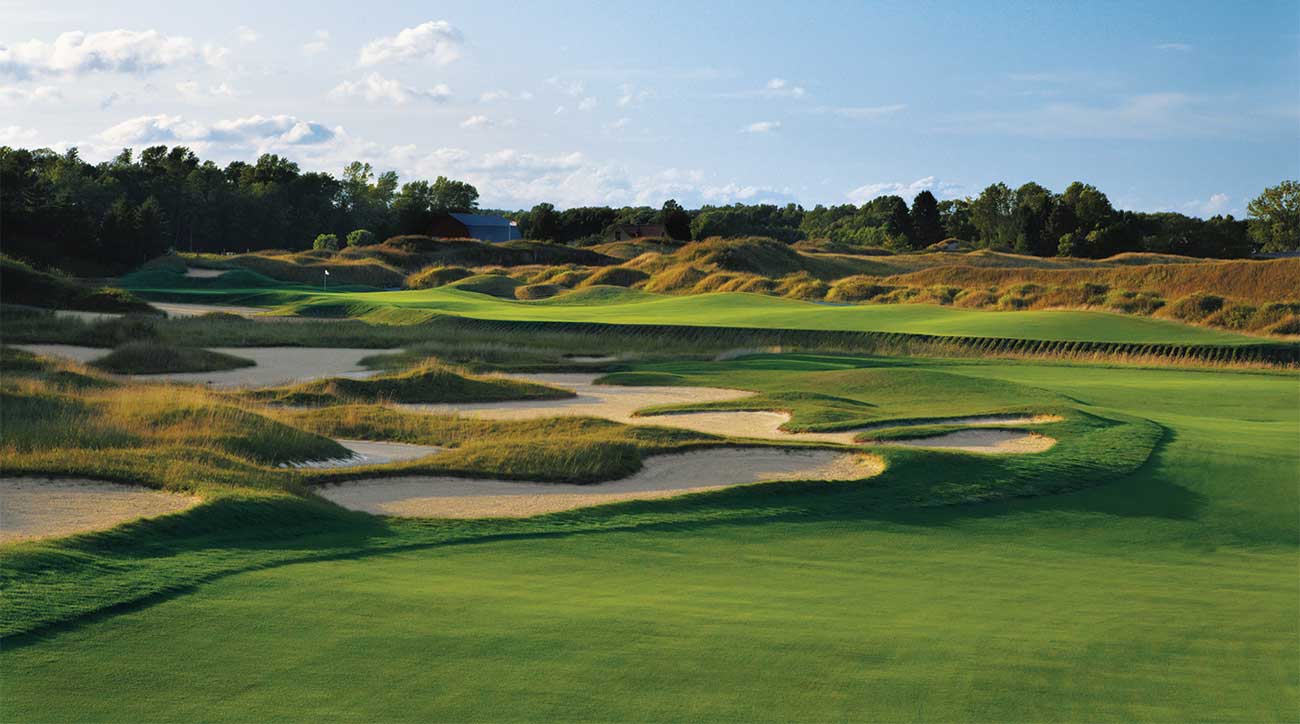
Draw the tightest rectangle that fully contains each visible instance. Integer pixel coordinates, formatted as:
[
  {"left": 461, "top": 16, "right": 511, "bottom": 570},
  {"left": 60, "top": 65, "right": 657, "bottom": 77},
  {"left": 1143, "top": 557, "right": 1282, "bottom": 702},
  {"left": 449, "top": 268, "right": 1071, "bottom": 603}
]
[
  {"left": 0, "top": 477, "right": 201, "bottom": 544},
  {"left": 319, "top": 448, "right": 884, "bottom": 518},
  {"left": 13, "top": 344, "right": 386, "bottom": 388},
  {"left": 288, "top": 440, "right": 444, "bottom": 469},
  {"left": 408, "top": 373, "right": 1059, "bottom": 453}
]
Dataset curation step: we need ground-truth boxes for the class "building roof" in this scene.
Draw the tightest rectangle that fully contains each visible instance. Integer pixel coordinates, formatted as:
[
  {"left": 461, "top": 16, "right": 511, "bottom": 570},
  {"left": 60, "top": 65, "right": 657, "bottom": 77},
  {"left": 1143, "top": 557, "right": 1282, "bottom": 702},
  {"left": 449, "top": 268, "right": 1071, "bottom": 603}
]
[{"left": 449, "top": 212, "right": 516, "bottom": 228}]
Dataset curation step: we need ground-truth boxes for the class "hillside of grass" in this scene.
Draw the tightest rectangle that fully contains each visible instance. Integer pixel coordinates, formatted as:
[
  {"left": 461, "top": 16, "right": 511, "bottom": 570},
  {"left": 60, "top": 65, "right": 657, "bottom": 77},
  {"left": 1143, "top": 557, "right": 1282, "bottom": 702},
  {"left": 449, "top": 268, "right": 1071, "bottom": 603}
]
[
  {"left": 1, "top": 255, "right": 158, "bottom": 315},
  {"left": 238, "top": 360, "right": 574, "bottom": 406},
  {"left": 352, "top": 238, "right": 1300, "bottom": 339}
]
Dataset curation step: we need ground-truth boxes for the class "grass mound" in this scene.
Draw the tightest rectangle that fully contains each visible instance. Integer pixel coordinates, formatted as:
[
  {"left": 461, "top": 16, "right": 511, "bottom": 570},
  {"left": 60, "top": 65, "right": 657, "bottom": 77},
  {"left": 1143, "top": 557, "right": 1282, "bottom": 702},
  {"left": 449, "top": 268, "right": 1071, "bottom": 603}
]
[
  {"left": 515, "top": 283, "right": 564, "bottom": 300},
  {"left": 406, "top": 265, "right": 473, "bottom": 289},
  {"left": 1, "top": 255, "right": 158, "bottom": 314},
  {"left": 578, "top": 266, "right": 651, "bottom": 288},
  {"left": 89, "top": 343, "right": 256, "bottom": 375},
  {"left": 446, "top": 274, "right": 523, "bottom": 298},
  {"left": 242, "top": 360, "right": 576, "bottom": 406}
]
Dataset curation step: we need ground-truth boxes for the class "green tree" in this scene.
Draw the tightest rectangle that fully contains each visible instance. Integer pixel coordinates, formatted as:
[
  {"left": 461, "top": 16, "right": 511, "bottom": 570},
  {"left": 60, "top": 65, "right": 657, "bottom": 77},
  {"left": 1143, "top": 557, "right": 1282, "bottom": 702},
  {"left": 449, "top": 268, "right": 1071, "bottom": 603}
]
[
  {"left": 430, "top": 176, "right": 479, "bottom": 213},
  {"left": 1013, "top": 182, "right": 1055, "bottom": 256},
  {"left": 135, "top": 196, "right": 168, "bottom": 261},
  {"left": 970, "top": 183, "right": 1018, "bottom": 248},
  {"left": 1046, "top": 202, "right": 1078, "bottom": 245},
  {"left": 528, "top": 202, "right": 560, "bottom": 241},
  {"left": 937, "top": 198, "right": 976, "bottom": 241},
  {"left": 1061, "top": 182, "right": 1114, "bottom": 235},
  {"left": 909, "top": 191, "right": 944, "bottom": 247},
  {"left": 660, "top": 199, "right": 691, "bottom": 240},
  {"left": 313, "top": 233, "right": 340, "bottom": 251},
  {"left": 1247, "top": 181, "right": 1300, "bottom": 252},
  {"left": 346, "top": 229, "right": 377, "bottom": 247},
  {"left": 393, "top": 180, "right": 434, "bottom": 234}
]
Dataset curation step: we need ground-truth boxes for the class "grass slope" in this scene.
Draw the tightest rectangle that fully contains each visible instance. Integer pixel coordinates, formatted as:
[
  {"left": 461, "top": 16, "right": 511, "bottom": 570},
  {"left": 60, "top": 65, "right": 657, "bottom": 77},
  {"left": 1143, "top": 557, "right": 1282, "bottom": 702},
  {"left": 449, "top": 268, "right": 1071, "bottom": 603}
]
[
  {"left": 1, "top": 356, "right": 1295, "bottom": 721},
  {"left": 129, "top": 282, "right": 1263, "bottom": 345},
  {"left": 239, "top": 360, "right": 574, "bottom": 406},
  {"left": 90, "top": 343, "right": 255, "bottom": 374}
]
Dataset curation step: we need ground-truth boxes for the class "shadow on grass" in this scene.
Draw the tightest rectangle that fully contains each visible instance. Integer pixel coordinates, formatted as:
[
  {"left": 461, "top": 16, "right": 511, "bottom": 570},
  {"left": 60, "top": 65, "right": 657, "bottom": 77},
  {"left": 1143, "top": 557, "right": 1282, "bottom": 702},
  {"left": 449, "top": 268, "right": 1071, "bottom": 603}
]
[{"left": 3, "top": 411, "right": 1201, "bottom": 649}]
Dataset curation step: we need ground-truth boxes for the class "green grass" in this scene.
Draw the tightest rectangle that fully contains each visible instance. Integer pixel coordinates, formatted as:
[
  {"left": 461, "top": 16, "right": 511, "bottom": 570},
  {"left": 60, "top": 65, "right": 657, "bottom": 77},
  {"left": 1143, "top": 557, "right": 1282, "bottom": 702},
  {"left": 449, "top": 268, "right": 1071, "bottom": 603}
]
[
  {"left": 1, "top": 353, "right": 1296, "bottom": 721},
  {"left": 128, "top": 283, "right": 1265, "bottom": 345},
  {"left": 89, "top": 343, "right": 255, "bottom": 374}
]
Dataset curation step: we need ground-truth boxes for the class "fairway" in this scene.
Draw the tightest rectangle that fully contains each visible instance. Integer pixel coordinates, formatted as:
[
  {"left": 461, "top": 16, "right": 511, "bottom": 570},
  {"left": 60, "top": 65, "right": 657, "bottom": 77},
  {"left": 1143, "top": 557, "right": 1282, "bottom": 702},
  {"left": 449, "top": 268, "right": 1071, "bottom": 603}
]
[
  {"left": 130, "top": 283, "right": 1265, "bottom": 345},
  {"left": 4, "top": 356, "right": 1296, "bottom": 721}
]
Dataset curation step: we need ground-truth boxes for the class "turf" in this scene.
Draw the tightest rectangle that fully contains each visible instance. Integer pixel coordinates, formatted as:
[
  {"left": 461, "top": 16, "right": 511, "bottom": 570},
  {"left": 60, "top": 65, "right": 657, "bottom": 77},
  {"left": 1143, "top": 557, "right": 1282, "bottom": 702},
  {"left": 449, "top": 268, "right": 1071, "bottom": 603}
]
[
  {"left": 2, "top": 355, "right": 1296, "bottom": 721},
  {"left": 89, "top": 343, "right": 255, "bottom": 374},
  {"left": 126, "top": 284, "right": 1264, "bottom": 345}
]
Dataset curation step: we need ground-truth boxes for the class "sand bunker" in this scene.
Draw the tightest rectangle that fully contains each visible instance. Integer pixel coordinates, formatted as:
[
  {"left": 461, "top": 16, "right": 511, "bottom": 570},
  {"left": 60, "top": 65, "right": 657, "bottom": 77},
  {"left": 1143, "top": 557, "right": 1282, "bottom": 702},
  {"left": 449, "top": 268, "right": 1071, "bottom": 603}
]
[
  {"left": 0, "top": 477, "right": 201, "bottom": 544},
  {"left": 13, "top": 345, "right": 386, "bottom": 388},
  {"left": 408, "top": 373, "right": 1060, "bottom": 449},
  {"left": 875, "top": 430, "right": 1056, "bottom": 454},
  {"left": 405, "top": 373, "right": 753, "bottom": 423},
  {"left": 288, "top": 440, "right": 444, "bottom": 469},
  {"left": 320, "top": 448, "right": 883, "bottom": 518},
  {"left": 183, "top": 268, "right": 226, "bottom": 278}
]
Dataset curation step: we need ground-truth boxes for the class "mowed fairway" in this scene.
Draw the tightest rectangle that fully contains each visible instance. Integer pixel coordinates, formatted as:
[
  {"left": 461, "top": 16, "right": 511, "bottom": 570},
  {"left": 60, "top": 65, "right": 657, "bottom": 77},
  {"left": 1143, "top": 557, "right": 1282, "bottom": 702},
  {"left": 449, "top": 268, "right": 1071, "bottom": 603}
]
[
  {"left": 132, "top": 283, "right": 1264, "bottom": 345},
  {"left": 4, "top": 358, "right": 1296, "bottom": 721}
]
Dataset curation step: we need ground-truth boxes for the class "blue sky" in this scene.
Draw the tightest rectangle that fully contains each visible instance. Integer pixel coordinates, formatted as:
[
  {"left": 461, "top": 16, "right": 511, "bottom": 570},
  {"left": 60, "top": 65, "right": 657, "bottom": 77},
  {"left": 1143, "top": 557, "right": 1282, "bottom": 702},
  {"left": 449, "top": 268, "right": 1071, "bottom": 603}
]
[{"left": 2, "top": 0, "right": 1296, "bottom": 214}]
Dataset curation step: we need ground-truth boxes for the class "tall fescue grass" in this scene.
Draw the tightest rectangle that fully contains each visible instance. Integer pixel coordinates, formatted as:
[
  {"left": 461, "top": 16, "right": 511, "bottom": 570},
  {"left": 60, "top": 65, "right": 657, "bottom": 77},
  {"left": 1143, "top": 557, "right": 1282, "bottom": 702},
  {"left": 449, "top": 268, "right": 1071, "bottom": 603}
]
[{"left": 238, "top": 360, "right": 574, "bottom": 406}]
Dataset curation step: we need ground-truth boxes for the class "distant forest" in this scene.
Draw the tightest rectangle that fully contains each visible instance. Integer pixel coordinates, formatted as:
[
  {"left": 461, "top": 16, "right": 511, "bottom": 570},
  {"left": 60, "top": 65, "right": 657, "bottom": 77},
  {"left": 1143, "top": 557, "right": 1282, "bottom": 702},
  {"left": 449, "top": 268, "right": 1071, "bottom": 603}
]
[{"left": 1, "top": 145, "right": 1295, "bottom": 274}]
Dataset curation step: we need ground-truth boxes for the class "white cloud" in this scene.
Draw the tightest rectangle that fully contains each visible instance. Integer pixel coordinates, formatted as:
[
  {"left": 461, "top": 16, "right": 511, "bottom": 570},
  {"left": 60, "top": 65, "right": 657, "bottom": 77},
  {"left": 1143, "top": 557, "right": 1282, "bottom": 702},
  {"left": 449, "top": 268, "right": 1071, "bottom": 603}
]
[
  {"left": 1184, "top": 192, "right": 1231, "bottom": 216},
  {"left": 0, "top": 29, "right": 226, "bottom": 77},
  {"left": 98, "top": 113, "right": 338, "bottom": 150},
  {"left": 237, "top": 26, "right": 259, "bottom": 44},
  {"left": 948, "top": 92, "right": 1252, "bottom": 140},
  {"left": 724, "top": 78, "right": 806, "bottom": 99},
  {"left": 301, "top": 30, "right": 329, "bottom": 56},
  {"left": 577, "top": 96, "right": 597, "bottom": 111},
  {"left": 545, "top": 76, "right": 585, "bottom": 97},
  {"left": 359, "top": 21, "right": 463, "bottom": 66},
  {"left": 0, "top": 125, "right": 39, "bottom": 144},
  {"left": 177, "top": 80, "right": 238, "bottom": 100},
  {"left": 329, "top": 73, "right": 450, "bottom": 105},
  {"left": 846, "top": 176, "right": 962, "bottom": 204},
  {"left": 0, "top": 84, "right": 61, "bottom": 104},
  {"left": 740, "top": 120, "right": 781, "bottom": 134},
  {"left": 480, "top": 89, "right": 533, "bottom": 103},
  {"left": 1156, "top": 42, "right": 1192, "bottom": 52},
  {"left": 460, "top": 114, "right": 491, "bottom": 129},
  {"left": 811, "top": 104, "right": 906, "bottom": 119},
  {"left": 616, "top": 83, "right": 651, "bottom": 108},
  {"left": 764, "top": 77, "right": 805, "bottom": 97},
  {"left": 609, "top": 117, "right": 630, "bottom": 130}
]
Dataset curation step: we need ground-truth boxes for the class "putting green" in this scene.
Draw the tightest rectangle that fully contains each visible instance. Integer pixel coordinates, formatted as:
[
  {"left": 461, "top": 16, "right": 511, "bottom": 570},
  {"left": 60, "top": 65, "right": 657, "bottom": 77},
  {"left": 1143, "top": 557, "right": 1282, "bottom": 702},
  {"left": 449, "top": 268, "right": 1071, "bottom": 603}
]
[
  {"left": 3, "top": 357, "right": 1296, "bottom": 721},
  {"left": 133, "top": 284, "right": 1262, "bottom": 345}
]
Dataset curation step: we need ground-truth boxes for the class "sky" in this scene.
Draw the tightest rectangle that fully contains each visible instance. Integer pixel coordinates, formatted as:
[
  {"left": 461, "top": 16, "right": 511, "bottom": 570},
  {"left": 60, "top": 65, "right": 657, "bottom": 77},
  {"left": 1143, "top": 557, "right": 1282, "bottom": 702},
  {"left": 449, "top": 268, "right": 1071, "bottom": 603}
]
[{"left": 2, "top": 0, "right": 1297, "bottom": 215}]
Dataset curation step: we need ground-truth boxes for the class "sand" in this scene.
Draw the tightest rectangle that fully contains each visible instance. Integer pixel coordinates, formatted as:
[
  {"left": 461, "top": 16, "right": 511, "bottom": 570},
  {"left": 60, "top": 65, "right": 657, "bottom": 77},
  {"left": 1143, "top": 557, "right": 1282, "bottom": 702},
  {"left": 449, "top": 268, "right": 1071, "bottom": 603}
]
[
  {"left": 319, "top": 448, "right": 884, "bottom": 518},
  {"left": 404, "top": 373, "right": 754, "bottom": 423},
  {"left": 407, "top": 373, "right": 1060, "bottom": 451},
  {"left": 183, "top": 268, "right": 226, "bottom": 278},
  {"left": 288, "top": 440, "right": 444, "bottom": 469},
  {"left": 878, "top": 430, "right": 1057, "bottom": 454},
  {"left": 13, "top": 345, "right": 386, "bottom": 388},
  {"left": 0, "top": 477, "right": 201, "bottom": 544}
]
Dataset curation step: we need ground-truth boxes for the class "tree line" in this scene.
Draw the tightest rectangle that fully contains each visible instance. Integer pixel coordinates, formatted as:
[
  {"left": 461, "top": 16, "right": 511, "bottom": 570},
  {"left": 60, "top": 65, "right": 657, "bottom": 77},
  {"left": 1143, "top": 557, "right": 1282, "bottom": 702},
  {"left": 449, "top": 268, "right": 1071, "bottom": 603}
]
[{"left": 1, "top": 144, "right": 1295, "bottom": 274}]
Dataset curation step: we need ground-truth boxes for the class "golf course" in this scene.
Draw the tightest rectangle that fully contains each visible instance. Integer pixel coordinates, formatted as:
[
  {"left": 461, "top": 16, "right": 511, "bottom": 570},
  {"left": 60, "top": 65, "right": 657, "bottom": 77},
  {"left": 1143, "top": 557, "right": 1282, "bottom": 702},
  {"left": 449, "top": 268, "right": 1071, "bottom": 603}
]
[
  {"left": 2, "top": 250, "right": 1297, "bottom": 720},
  {"left": 3, "top": 7, "right": 1299, "bottom": 712}
]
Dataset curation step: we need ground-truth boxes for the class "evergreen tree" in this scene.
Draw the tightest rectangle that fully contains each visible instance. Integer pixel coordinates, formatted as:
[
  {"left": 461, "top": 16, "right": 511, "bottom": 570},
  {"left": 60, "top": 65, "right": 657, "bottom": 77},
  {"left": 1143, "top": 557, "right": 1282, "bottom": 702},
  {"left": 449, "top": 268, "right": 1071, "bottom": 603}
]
[
  {"left": 909, "top": 190, "right": 944, "bottom": 247},
  {"left": 660, "top": 199, "right": 691, "bottom": 240}
]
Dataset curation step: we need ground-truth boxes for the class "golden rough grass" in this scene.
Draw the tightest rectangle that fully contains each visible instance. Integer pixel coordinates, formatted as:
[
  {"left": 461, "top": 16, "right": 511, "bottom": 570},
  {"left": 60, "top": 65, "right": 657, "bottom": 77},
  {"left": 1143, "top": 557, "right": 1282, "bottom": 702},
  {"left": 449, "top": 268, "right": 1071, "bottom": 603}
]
[{"left": 888, "top": 258, "right": 1300, "bottom": 304}]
